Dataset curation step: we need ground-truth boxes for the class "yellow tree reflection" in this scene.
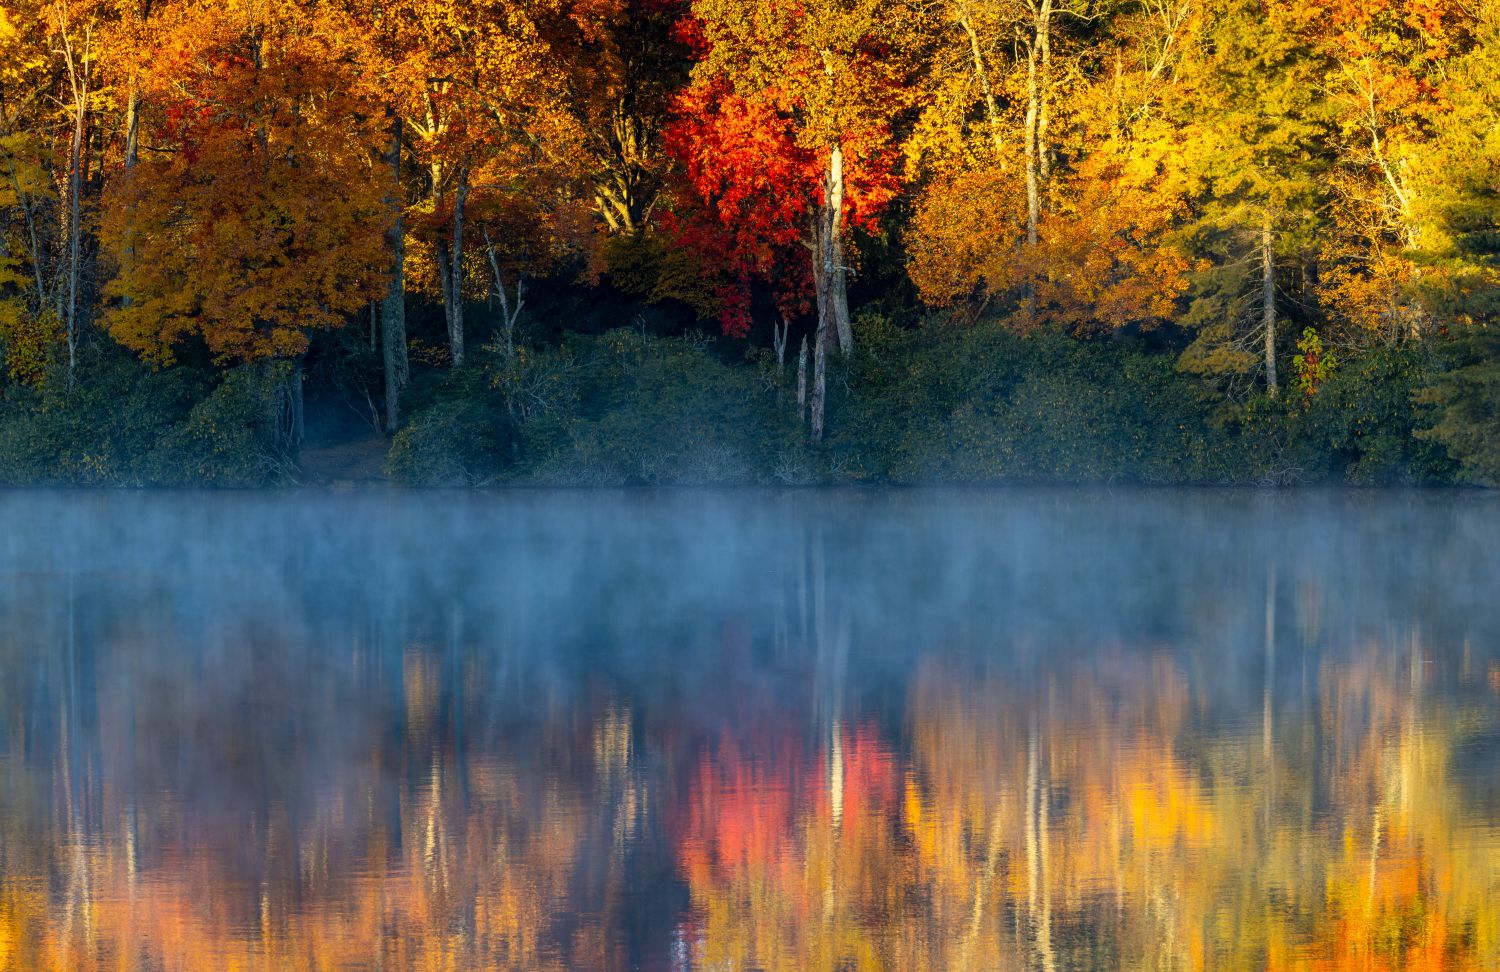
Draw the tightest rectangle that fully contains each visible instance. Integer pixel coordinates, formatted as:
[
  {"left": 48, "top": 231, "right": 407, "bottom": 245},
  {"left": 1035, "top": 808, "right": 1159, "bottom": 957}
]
[{"left": 0, "top": 658, "right": 654, "bottom": 971}]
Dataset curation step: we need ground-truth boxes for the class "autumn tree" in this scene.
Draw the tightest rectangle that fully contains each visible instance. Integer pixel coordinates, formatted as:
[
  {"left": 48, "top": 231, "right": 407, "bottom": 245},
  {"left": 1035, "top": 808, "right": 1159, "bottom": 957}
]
[
  {"left": 99, "top": 0, "right": 389, "bottom": 445},
  {"left": 1301, "top": 0, "right": 1478, "bottom": 344},
  {"left": 352, "top": 0, "right": 411, "bottom": 431},
  {"left": 469, "top": 143, "right": 591, "bottom": 373},
  {"left": 0, "top": 0, "right": 121, "bottom": 386},
  {"left": 383, "top": 0, "right": 582, "bottom": 369},
  {"left": 0, "top": 0, "right": 55, "bottom": 385},
  {"left": 904, "top": 0, "right": 1194, "bottom": 333},
  {"left": 552, "top": 0, "right": 690, "bottom": 237},
  {"left": 1409, "top": 0, "right": 1500, "bottom": 483},
  {"left": 1172, "top": 0, "right": 1334, "bottom": 396},
  {"left": 670, "top": 0, "right": 914, "bottom": 440},
  {"left": 47, "top": 0, "right": 101, "bottom": 381}
]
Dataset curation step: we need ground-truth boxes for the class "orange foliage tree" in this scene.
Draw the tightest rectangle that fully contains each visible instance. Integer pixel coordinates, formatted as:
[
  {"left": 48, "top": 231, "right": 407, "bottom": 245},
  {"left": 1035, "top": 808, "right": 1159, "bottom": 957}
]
[
  {"left": 1300, "top": 0, "right": 1480, "bottom": 343},
  {"left": 671, "top": 0, "right": 914, "bottom": 350},
  {"left": 98, "top": 0, "right": 387, "bottom": 366},
  {"left": 381, "top": 0, "right": 585, "bottom": 368}
]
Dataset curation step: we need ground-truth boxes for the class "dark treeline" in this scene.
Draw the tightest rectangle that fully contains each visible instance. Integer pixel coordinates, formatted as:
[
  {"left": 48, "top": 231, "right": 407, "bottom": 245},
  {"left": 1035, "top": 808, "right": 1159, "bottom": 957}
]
[{"left": 0, "top": 0, "right": 1496, "bottom": 486}]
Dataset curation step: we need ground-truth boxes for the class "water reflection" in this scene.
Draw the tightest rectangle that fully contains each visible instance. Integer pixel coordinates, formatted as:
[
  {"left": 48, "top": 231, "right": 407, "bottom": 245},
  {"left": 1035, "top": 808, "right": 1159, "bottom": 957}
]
[{"left": 0, "top": 490, "right": 1497, "bottom": 970}]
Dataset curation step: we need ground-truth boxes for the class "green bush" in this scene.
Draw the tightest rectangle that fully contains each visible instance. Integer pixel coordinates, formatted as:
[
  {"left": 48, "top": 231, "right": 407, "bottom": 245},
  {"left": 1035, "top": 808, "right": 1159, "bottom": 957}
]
[
  {"left": 830, "top": 324, "right": 1236, "bottom": 484},
  {"left": 1295, "top": 346, "right": 1455, "bottom": 485},
  {"left": 0, "top": 354, "right": 293, "bottom": 487},
  {"left": 523, "top": 330, "right": 803, "bottom": 486},
  {"left": 1206, "top": 346, "right": 1457, "bottom": 487},
  {"left": 1415, "top": 330, "right": 1500, "bottom": 486},
  {"left": 386, "top": 360, "right": 519, "bottom": 486},
  {"left": 388, "top": 330, "right": 806, "bottom": 486},
  {"left": 0, "top": 356, "right": 195, "bottom": 485},
  {"left": 385, "top": 320, "right": 1473, "bottom": 488},
  {"left": 0, "top": 318, "right": 1479, "bottom": 489},
  {"left": 145, "top": 365, "right": 297, "bottom": 486}
]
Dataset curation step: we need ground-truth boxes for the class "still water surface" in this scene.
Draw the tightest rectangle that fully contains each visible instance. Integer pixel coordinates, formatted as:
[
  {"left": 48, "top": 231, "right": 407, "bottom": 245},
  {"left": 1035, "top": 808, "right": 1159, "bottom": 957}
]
[{"left": 1, "top": 489, "right": 1499, "bottom": 970}]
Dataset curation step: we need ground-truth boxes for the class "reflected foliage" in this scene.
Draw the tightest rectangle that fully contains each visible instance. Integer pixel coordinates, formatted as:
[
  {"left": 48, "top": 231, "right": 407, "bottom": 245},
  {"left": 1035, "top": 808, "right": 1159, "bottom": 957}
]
[{"left": 1, "top": 491, "right": 1498, "bottom": 969}]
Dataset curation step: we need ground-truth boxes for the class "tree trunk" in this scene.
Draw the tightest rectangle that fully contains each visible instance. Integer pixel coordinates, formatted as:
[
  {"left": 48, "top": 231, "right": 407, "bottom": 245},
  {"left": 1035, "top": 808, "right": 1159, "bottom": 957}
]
[
  {"left": 124, "top": 85, "right": 139, "bottom": 169},
  {"left": 12, "top": 172, "right": 47, "bottom": 313},
  {"left": 381, "top": 118, "right": 408, "bottom": 432},
  {"left": 495, "top": 272, "right": 524, "bottom": 363},
  {"left": 809, "top": 212, "right": 831, "bottom": 442},
  {"left": 65, "top": 98, "right": 83, "bottom": 381},
  {"left": 62, "top": 28, "right": 90, "bottom": 385},
  {"left": 594, "top": 106, "right": 649, "bottom": 233},
  {"left": 119, "top": 7, "right": 149, "bottom": 314},
  {"left": 958, "top": 4, "right": 1005, "bottom": 158},
  {"left": 1024, "top": 0, "right": 1052, "bottom": 249},
  {"left": 440, "top": 171, "right": 469, "bottom": 367},
  {"left": 797, "top": 336, "right": 808, "bottom": 423},
  {"left": 123, "top": 0, "right": 151, "bottom": 167},
  {"left": 1261, "top": 210, "right": 1278, "bottom": 396},
  {"left": 807, "top": 140, "right": 850, "bottom": 441},
  {"left": 811, "top": 314, "right": 828, "bottom": 444},
  {"left": 1037, "top": 0, "right": 1052, "bottom": 184},
  {"left": 816, "top": 238, "right": 828, "bottom": 444},
  {"left": 827, "top": 144, "right": 852, "bottom": 355},
  {"left": 482, "top": 228, "right": 523, "bottom": 363},
  {"left": 290, "top": 358, "right": 304, "bottom": 450},
  {"left": 263, "top": 359, "right": 304, "bottom": 461}
]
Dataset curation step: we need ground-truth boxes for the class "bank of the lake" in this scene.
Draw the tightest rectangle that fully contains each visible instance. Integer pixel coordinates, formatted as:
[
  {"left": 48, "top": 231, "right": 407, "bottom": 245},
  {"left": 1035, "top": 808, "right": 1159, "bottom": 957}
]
[{"left": 0, "top": 323, "right": 1492, "bottom": 489}]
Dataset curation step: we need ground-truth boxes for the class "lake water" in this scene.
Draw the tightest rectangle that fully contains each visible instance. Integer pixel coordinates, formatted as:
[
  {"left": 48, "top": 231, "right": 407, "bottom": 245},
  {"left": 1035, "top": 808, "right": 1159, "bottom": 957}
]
[{"left": 1, "top": 489, "right": 1498, "bottom": 970}]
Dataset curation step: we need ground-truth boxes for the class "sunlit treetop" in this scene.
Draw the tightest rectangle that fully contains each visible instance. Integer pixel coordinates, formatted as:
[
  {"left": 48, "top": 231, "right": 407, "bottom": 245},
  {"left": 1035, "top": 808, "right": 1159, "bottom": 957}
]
[{"left": 99, "top": 0, "right": 389, "bottom": 364}]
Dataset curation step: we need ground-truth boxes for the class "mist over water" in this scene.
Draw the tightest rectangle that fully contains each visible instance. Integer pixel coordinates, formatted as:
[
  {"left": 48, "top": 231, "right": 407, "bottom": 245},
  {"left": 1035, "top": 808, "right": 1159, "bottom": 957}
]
[{"left": 2, "top": 488, "right": 1499, "bottom": 970}]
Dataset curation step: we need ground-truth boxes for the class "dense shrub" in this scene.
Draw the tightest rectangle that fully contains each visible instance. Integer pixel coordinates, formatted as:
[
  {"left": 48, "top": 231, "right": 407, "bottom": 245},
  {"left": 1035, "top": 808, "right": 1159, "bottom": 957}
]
[
  {"left": 386, "top": 359, "right": 519, "bottom": 485},
  {"left": 0, "top": 353, "right": 290, "bottom": 487},
  {"left": 1286, "top": 347, "right": 1455, "bottom": 485},
  {"left": 831, "top": 323, "right": 1238, "bottom": 484},
  {"left": 384, "top": 321, "right": 1476, "bottom": 488},
  {"left": 0, "top": 318, "right": 1482, "bottom": 489},
  {"left": 390, "top": 330, "right": 807, "bottom": 485},
  {"left": 0, "top": 356, "right": 194, "bottom": 485},
  {"left": 1415, "top": 330, "right": 1500, "bottom": 486},
  {"left": 145, "top": 365, "right": 299, "bottom": 486},
  {"left": 523, "top": 330, "right": 805, "bottom": 485}
]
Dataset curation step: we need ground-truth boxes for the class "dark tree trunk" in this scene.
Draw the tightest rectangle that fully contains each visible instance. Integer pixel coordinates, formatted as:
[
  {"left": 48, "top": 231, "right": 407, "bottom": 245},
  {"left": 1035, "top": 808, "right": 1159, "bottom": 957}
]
[
  {"left": 438, "top": 171, "right": 470, "bottom": 367},
  {"left": 381, "top": 117, "right": 409, "bottom": 432}
]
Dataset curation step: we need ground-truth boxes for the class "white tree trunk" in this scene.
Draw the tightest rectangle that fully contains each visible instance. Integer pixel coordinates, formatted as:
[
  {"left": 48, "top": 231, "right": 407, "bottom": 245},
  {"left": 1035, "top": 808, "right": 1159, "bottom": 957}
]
[
  {"left": 811, "top": 314, "right": 828, "bottom": 443},
  {"left": 57, "top": 15, "right": 92, "bottom": 385},
  {"left": 957, "top": 3, "right": 1005, "bottom": 158},
  {"left": 124, "top": 86, "right": 139, "bottom": 168},
  {"left": 1024, "top": 0, "right": 1053, "bottom": 249},
  {"left": 485, "top": 238, "right": 525, "bottom": 363},
  {"left": 796, "top": 336, "right": 808, "bottom": 423},
  {"left": 1038, "top": 0, "right": 1052, "bottom": 184},
  {"left": 1262, "top": 210, "right": 1278, "bottom": 396},
  {"left": 827, "top": 144, "right": 852, "bottom": 354}
]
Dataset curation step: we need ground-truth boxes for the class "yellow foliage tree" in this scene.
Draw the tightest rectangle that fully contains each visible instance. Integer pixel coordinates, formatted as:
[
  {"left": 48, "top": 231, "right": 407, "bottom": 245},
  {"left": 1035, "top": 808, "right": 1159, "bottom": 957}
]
[{"left": 98, "top": 0, "right": 388, "bottom": 366}]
